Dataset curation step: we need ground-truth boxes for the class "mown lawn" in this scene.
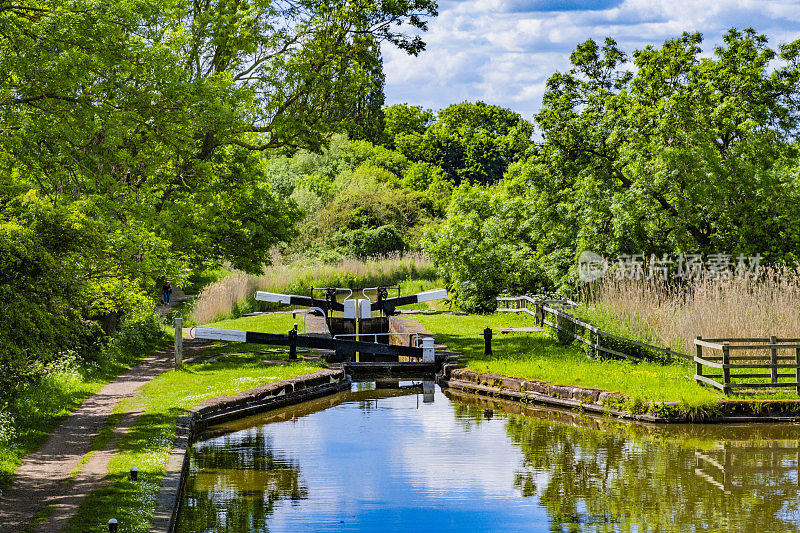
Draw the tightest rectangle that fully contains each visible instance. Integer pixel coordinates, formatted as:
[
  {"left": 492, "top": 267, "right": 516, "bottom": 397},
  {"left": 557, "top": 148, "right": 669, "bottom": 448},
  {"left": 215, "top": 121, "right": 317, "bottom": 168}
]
[
  {"left": 414, "top": 312, "right": 724, "bottom": 406},
  {"left": 65, "top": 349, "right": 320, "bottom": 533}
]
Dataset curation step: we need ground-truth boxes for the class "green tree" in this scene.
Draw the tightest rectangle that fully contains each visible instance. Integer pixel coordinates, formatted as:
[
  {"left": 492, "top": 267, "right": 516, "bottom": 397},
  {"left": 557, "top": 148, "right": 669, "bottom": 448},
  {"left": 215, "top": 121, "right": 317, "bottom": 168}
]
[
  {"left": 382, "top": 103, "right": 434, "bottom": 148},
  {"left": 396, "top": 101, "right": 534, "bottom": 184},
  {"left": 427, "top": 29, "right": 800, "bottom": 309},
  {"left": 531, "top": 29, "right": 800, "bottom": 284},
  {"left": 0, "top": 0, "right": 437, "bottom": 313}
]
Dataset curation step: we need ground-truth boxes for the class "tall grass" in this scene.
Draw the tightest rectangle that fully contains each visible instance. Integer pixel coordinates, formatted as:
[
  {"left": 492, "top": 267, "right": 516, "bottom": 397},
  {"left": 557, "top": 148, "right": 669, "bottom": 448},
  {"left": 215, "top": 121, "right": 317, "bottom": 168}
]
[
  {"left": 191, "top": 253, "right": 437, "bottom": 324},
  {"left": 581, "top": 266, "right": 800, "bottom": 356}
]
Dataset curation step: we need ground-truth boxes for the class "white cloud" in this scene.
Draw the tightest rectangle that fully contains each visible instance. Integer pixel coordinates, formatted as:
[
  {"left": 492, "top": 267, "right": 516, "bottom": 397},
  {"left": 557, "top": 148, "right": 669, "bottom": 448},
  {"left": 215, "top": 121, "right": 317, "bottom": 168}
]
[{"left": 382, "top": 0, "right": 800, "bottom": 120}]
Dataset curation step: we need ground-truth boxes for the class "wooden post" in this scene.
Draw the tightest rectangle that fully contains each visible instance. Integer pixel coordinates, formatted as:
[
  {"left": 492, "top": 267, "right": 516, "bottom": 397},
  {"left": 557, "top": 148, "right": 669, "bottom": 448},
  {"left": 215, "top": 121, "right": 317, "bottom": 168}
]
[
  {"left": 795, "top": 347, "right": 800, "bottom": 395},
  {"left": 288, "top": 328, "right": 297, "bottom": 360},
  {"left": 771, "top": 335, "right": 778, "bottom": 384},
  {"left": 695, "top": 336, "right": 703, "bottom": 381},
  {"left": 595, "top": 330, "right": 601, "bottom": 358},
  {"left": 484, "top": 327, "right": 493, "bottom": 356},
  {"left": 174, "top": 316, "right": 183, "bottom": 368},
  {"left": 722, "top": 341, "right": 730, "bottom": 395}
]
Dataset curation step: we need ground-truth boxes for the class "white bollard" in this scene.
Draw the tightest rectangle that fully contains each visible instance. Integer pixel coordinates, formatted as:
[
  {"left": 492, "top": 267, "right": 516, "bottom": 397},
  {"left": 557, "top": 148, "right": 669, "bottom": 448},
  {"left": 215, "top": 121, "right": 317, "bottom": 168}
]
[
  {"left": 358, "top": 299, "right": 371, "bottom": 319},
  {"left": 174, "top": 317, "right": 183, "bottom": 368},
  {"left": 422, "top": 337, "right": 435, "bottom": 363},
  {"left": 343, "top": 299, "right": 357, "bottom": 319}
]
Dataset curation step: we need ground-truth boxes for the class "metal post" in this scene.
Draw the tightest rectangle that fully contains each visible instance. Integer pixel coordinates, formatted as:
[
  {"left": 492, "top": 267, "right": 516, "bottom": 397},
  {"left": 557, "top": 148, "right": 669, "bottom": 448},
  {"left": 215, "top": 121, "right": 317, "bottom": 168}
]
[
  {"left": 770, "top": 335, "right": 778, "bottom": 384},
  {"left": 130, "top": 466, "right": 138, "bottom": 481},
  {"left": 288, "top": 328, "right": 297, "bottom": 360},
  {"left": 174, "top": 316, "right": 183, "bottom": 368},
  {"left": 108, "top": 518, "right": 118, "bottom": 533},
  {"left": 484, "top": 327, "right": 492, "bottom": 356},
  {"left": 354, "top": 298, "right": 360, "bottom": 363}
]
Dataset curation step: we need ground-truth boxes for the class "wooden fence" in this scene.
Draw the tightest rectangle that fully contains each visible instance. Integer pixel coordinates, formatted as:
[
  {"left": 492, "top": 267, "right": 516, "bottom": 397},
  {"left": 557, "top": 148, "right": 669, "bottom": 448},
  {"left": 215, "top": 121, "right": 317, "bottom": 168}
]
[
  {"left": 497, "top": 295, "right": 691, "bottom": 364},
  {"left": 694, "top": 336, "right": 800, "bottom": 394}
]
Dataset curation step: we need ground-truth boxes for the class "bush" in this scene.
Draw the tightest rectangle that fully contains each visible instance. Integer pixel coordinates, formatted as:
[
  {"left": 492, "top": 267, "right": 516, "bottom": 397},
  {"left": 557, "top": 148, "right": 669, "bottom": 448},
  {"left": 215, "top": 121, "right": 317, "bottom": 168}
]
[
  {"left": 102, "top": 314, "right": 166, "bottom": 367},
  {"left": 334, "top": 225, "right": 406, "bottom": 258}
]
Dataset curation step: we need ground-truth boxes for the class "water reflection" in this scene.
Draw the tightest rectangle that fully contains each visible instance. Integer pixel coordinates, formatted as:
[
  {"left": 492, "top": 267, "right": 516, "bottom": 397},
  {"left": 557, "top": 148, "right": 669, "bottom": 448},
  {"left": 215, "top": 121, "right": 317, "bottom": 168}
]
[
  {"left": 178, "top": 383, "right": 800, "bottom": 532},
  {"left": 179, "top": 431, "right": 308, "bottom": 532}
]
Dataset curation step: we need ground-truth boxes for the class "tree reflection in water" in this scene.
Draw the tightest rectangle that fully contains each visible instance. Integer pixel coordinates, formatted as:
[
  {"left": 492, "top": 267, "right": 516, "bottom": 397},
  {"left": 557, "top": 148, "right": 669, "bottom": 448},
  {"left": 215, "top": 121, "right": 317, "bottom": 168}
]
[
  {"left": 178, "top": 429, "right": 307, "bottom": 532},
  {"left": 503, "top": 411, "right": 800, "bottom": 531}
]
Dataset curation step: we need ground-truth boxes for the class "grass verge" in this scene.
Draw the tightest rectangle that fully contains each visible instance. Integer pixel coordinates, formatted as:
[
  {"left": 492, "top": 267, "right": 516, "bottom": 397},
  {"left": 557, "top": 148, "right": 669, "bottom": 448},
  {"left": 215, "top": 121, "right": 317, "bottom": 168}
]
[
  {"left": 415, "top": 312, "right": 725, "bottom": 409},
  {"left": 64, "top": 348, "right": 320, "bottom": 533}
]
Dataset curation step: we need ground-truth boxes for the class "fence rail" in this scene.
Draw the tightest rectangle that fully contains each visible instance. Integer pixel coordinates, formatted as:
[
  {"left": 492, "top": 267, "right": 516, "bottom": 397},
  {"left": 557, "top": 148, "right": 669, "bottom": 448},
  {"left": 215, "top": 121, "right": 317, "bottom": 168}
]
[
  {"left": 694, "top": 336, "right": 800, "bottom": 394},
  {"left": 497, "top": 296, "right": 691, "bottom": 364}
]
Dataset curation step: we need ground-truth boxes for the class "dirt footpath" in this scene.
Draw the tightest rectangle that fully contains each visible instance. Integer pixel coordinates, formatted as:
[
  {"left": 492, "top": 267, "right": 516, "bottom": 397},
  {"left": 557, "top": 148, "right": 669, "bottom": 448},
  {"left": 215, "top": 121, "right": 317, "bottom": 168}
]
[{"left": 0, "top": 340, "right": 208, "bottom": 533}]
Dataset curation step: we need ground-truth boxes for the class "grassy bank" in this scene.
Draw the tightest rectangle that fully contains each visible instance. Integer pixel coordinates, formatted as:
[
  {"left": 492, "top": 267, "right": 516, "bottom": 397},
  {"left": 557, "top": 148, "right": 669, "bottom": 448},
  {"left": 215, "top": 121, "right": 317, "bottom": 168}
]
[
  {"left": 0, "top": 321, "right": 167, "bottom": 497},
  {"left": 65, "top": 347, "right": 320, "bottom": 533},
  {"left": 414, "top": 313, "right": 725, "bottom": 409},
  {"left": 191, "top": 254, "right": 438, "bottom": 324}
]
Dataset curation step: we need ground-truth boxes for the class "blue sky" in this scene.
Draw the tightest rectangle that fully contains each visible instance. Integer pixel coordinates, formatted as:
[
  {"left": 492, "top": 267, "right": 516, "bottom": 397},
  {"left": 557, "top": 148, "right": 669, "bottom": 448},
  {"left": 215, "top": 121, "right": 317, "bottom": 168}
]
[{"left": 382, "top": 0, "right": 800, "bottom": 120}]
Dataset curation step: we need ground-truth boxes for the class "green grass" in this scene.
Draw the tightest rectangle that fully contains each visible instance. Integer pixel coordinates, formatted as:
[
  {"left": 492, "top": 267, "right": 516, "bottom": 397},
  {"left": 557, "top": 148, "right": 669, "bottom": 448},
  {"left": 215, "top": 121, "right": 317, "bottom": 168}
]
[
  {"left": 572, "top": 303, "right": 675, "bottom": 350},
  {"left": 208, "top": 311, "right": 302, "bottom": 332},
  {"left": 415, "top": 312, "right": 724, "bottom": 407},
  {"left": 65, "top": 350, "right": 320, "bottom": 533}
]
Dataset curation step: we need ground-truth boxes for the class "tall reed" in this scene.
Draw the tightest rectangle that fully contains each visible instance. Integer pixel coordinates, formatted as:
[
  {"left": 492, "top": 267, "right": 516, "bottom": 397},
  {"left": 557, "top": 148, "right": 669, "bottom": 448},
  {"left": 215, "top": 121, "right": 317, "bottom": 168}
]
[
  {"left": 191, "top": 254, "right": 436, "bottom": 324},
  {"left": 582, "top": 266, "right": 800, "bottom": 356}
]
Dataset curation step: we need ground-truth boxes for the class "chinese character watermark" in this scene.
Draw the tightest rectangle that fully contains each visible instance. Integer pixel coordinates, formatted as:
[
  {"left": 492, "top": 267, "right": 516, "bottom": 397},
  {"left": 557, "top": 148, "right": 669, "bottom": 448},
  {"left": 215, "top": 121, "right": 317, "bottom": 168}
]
[{"left": 577, "top": 251, "right": 761, "bottom": 282}]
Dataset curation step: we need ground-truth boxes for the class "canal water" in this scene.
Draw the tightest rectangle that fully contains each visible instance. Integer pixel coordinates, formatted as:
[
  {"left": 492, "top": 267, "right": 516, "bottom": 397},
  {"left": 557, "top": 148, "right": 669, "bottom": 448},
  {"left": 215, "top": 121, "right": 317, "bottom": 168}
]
[{"left": 177, "top": 381, "right": 800, "bottom": 532}]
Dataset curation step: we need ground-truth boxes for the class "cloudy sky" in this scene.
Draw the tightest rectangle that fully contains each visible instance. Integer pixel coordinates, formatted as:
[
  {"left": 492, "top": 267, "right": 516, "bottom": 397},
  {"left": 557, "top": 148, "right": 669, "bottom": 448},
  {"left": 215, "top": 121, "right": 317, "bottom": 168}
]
[{"left": 382, "top": 0, "right": 800, "bottom": 121}]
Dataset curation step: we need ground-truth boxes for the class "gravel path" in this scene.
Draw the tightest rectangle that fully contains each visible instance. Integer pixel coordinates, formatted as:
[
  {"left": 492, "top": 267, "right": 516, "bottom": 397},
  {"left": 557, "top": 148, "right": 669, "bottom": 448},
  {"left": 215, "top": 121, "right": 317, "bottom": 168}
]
[{"left": 0, "top": 339, "right": 209, "bottom": 532}]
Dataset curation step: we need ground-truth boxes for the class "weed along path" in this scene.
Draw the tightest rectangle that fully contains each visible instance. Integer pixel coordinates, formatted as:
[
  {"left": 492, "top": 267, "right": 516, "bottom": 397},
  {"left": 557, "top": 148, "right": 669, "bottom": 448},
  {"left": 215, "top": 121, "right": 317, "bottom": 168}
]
[{"left": 0, "top": 339, "right": 209, "bottom": 533}]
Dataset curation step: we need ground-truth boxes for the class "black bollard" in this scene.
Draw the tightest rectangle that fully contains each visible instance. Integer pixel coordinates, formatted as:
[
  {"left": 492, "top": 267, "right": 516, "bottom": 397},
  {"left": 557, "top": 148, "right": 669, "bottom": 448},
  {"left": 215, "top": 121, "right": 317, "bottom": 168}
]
[
  {"left": 129, "top": 466, "right": 138, "bottom": 481},
  {"left": 484, "top": 327, "right": 493, "bottom": 356},
  {"left": 288, "top": 328, "right": 297, "bottom": 360},
  {"left": 293, "top": 322, "right": 298, "bottom": 332},
  {"left": 108, "top": 518, "right": 118, "bottom": 533}
]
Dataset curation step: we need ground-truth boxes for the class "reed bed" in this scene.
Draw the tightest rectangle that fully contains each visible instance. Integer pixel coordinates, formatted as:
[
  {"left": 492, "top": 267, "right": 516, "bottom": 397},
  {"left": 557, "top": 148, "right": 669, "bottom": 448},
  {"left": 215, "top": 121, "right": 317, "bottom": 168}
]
[
  {"left": 191, "top": 254, "right": 436, "bottom": 324},
  {"left": 581, "top": 266, "right": 800, "bottom": 357}
]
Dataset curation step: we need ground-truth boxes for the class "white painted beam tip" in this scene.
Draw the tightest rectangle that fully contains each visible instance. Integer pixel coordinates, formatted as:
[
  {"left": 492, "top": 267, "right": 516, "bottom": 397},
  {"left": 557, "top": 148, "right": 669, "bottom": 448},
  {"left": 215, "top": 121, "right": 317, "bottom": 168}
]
[
  {"left": 416, "top": 289, "right": 447, "bottom": 303},
  {"left": 255, "top": 291, "right": 292, "bottom": 304}
]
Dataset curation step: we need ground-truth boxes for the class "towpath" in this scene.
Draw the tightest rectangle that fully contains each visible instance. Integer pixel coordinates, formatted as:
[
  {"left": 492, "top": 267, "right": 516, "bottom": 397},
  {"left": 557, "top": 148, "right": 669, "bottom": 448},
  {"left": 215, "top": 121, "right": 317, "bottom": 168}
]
[{"left": 0, "top": 339, "right": 209, "bottom": 532}]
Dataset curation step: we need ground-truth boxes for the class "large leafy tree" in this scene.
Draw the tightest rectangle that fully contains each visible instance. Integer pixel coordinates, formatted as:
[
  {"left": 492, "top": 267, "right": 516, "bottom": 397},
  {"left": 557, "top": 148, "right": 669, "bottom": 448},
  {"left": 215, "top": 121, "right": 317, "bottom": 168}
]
[
  {"left": 395, "top": 101, "right": 534, "bottom": 184},
  {"left": 429, "top": 29, "right": 800, "bottom": 309},
  {"left": 531, "top": 29, "right": 800, "bottom": 279},
  {"left": 0, "top": 0, "right": 437, "bottom": 312}
]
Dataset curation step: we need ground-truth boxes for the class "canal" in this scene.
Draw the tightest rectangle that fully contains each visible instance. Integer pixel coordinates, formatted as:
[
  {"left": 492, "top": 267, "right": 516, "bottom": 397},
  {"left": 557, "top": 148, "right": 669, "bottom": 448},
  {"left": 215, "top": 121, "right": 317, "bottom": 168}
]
[{"left": 177, "top": 381, "right": 800, "bottom": 531}]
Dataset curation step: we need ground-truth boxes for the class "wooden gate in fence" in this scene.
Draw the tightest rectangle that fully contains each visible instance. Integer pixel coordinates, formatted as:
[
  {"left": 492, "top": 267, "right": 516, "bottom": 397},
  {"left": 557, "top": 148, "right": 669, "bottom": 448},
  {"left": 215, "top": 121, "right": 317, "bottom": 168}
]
[{"left": 694, "top": 337, "right": 800, "bottom": 394}]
